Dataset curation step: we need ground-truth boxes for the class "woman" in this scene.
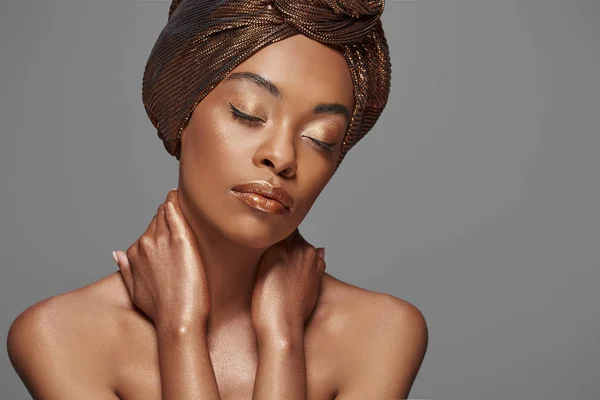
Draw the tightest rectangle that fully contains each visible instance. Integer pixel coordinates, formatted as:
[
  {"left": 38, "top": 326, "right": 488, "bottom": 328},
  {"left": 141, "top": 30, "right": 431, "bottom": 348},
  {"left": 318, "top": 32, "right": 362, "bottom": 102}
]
[{"left": 7, "top": 0, "right": 428, "bottom": 398}]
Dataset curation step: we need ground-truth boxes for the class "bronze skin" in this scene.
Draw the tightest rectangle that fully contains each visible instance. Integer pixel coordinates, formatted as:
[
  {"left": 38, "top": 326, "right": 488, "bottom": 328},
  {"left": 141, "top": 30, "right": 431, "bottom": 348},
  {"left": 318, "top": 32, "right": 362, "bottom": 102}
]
[
  {"left": 177, "top": 33, "right": 353, "bottom": 250},
  {"left": 7, "top": 33, "right": 428, "bottom": 400},
  {"left": 171, "top": 32, "right": 354, "bottom": 332},
  {"left": 114, "top": 34, "right": 353, "bottom": 397}
]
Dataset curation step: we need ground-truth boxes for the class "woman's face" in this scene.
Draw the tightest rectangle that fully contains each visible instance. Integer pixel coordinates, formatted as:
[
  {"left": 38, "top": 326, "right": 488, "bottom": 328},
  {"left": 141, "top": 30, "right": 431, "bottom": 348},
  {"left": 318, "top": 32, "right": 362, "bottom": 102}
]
[{"left": 179, "top": 34, "right": 354, "bottom": 249}]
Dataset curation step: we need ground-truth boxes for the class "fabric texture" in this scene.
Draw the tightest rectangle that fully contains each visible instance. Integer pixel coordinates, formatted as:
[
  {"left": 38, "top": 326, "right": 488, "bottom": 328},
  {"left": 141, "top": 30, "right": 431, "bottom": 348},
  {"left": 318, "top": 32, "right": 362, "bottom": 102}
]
[{"left": 142, "top": 0, "right": 391, "bottom": 173}]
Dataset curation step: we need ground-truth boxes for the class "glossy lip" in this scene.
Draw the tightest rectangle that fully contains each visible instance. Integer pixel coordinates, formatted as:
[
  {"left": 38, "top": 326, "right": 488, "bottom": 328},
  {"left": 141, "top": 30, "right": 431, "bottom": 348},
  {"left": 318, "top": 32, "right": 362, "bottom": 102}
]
[{"left": 231, "top": 180, "right": 293, "bottom": 211}]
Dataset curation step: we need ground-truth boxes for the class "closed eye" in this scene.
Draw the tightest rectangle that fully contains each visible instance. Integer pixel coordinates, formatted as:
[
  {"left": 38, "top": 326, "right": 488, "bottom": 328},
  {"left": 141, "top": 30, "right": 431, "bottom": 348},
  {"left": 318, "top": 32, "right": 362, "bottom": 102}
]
[
  {"left": 229, "top": 102, "right": 337, "bottom": 152},
  {"left": 303, "top": 136, "right": 336, "bottom": 152},
  {"left": 229, "top": 102, "right": 264, "bottom": 124}
]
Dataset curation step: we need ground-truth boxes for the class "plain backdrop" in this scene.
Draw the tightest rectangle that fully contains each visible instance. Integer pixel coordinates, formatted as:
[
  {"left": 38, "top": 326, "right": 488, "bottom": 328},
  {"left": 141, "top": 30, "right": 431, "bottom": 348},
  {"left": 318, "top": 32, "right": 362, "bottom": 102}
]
[{"left": 2, "top": 0, "right": 599, "bottom": 399}]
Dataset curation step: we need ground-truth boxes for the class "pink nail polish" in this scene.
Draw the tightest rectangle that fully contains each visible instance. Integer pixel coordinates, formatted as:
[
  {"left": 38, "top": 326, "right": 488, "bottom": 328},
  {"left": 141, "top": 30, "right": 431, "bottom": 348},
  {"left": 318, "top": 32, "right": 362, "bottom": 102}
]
[{"left": 112, "top": 251, "right": 118, "bottom": 265}]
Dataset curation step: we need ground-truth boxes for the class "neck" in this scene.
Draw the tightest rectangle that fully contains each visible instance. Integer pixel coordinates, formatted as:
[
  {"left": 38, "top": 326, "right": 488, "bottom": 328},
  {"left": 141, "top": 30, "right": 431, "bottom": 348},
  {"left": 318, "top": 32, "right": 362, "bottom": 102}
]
[{"left": 177, "top": 188, "right": 266, "bottom": 333}]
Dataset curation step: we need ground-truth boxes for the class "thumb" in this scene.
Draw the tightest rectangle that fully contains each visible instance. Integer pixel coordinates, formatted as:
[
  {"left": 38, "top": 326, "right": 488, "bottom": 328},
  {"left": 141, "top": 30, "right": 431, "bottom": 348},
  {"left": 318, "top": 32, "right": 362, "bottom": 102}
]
[{"left": 113, "top": 250, "right": 134, "bottom": 298}]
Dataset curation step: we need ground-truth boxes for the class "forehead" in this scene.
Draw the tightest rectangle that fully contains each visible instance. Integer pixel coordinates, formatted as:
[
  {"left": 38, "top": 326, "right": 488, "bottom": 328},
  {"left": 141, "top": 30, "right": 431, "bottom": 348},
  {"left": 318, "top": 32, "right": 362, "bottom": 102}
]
[{"left": 224, "top": 34, "right": 354, "bottom": 108}]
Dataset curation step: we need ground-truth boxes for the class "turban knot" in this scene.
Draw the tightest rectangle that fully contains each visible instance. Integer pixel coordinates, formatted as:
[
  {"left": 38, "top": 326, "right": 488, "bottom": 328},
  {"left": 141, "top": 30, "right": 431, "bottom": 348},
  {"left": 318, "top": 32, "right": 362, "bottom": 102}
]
[{"left": 270, "top": 0, "right": 384, "bottom": 45}]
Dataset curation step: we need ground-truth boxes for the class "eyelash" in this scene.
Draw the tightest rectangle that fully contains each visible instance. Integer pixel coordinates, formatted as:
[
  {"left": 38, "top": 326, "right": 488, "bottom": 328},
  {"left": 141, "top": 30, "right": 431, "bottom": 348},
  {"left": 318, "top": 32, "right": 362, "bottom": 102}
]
[
  {"left": 228, "top": 102, "right": 336, "bottom": 152},
  {"left": 229, "top": 102, "right": 264, "bottom": 124}
]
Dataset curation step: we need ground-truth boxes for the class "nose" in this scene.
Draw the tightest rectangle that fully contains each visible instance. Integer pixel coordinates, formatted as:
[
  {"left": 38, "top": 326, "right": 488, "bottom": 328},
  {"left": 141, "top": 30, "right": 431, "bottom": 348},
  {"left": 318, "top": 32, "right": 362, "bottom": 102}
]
[{"left": 253, "top": 125, "right": 297, "bottom": 178}]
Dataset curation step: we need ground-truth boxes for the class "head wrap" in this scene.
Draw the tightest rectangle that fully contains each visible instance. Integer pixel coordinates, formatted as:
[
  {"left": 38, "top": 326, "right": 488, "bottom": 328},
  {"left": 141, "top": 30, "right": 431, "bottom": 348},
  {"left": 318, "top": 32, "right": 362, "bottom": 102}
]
[{"left": 142, "top": 0, "right": 391, "bottom": 173}]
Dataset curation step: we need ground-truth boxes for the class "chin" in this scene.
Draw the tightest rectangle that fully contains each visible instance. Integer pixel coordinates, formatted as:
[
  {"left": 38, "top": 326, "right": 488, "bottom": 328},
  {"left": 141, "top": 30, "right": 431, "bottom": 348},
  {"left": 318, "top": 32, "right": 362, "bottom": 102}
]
[
  {"left": 222, "top": 218, "right": 297, "bottom": 249},
  {"left": 183, "top": 188, "right": 303, "bottom": 249}
]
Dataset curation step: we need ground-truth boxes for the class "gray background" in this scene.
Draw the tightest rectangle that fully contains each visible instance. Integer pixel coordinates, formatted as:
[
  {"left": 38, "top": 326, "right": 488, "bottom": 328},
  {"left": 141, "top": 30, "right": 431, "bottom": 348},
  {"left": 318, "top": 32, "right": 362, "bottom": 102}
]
[{"left": 1, "top": 0, "right": 599, "bottom": 398}]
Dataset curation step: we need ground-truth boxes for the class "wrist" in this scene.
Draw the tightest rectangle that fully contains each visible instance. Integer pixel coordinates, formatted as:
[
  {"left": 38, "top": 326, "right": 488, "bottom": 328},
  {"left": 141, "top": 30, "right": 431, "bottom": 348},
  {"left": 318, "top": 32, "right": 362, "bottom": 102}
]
[
  {"left": 255, "top": 317, "right": 304, "bottom": 343},
  {"left": 156, "top": 314, "right": 208, "bottom": 338},
  {"left": 256, "top": 328, "right": 304, "bottom": 356}
]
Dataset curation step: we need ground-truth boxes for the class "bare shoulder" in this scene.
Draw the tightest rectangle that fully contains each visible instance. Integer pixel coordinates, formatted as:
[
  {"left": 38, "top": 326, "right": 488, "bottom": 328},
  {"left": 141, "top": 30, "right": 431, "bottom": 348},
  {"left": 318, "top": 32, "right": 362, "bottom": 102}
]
[
  {"left": 319, "top": 272, "right": 428, "bottom": 332},
  {"left": 316, "top": 272, "right": 429, "bottom": 399},
  {"left": 7, "top": 271, "right": 132, "bottom": 399}
]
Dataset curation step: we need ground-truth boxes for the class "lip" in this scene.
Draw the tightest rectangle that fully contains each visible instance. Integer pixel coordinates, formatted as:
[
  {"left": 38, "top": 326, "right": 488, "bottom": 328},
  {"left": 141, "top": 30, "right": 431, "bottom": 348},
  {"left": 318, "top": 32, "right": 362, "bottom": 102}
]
[{"left": 231, "top": 180, "right": 293, "bottom": 212}]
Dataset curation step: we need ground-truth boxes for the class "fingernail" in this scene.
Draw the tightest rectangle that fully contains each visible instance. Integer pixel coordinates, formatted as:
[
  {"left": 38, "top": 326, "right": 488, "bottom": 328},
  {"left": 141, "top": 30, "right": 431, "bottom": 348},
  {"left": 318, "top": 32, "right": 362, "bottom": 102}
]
[
  {"left": 171, "top": 187, "right": 177, "bottom": 191},
  {"left": 112, "top": 251, "right": 119, "bottom": 266}
]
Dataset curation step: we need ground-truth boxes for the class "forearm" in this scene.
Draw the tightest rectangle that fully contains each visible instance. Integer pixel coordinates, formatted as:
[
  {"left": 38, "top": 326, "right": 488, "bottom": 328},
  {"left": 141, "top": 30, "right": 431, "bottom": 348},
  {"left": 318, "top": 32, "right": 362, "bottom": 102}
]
[
  {"left": 156, "top": 319, "right": 221, "bottom": 400},
  {"left": 253, "top": 324, "right": 306, "bottom": 400}
]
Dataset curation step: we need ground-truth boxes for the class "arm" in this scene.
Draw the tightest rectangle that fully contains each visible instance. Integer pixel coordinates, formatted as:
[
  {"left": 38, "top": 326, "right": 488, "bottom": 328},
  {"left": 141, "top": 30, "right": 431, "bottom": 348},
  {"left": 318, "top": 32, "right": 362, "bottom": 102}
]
[
  {"left": 112, "top": 189, "right": 221, "bottom": 399},
  {"left": 252, "top": 323, "right": 307, "bottom": 399},
  {"left": 249, "top": 231, "right": 325, "bottom": 400},
  {"left": 7, "top": 298, "right": 119, "bottom": 400},
  {"left": 335, "top": 297, "right": 429, "bottom": 400},
  {"left": 155, "top": 317, "right": 221, "bottom": 400}
]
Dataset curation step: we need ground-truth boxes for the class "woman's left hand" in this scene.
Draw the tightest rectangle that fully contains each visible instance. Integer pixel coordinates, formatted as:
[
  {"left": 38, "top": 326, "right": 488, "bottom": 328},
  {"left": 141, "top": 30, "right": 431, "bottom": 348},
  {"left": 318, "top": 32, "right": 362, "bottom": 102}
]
[{"left": 251, "top": 228, "right": 326, "bottom": 336}]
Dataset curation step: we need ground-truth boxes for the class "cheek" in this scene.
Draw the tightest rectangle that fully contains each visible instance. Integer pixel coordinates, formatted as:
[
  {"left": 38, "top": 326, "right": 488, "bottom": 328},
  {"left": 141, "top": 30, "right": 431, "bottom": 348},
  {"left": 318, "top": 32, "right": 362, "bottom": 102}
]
[
  {"left": 182, "top": 112, "right": 246, "bottom": 178},
  {"left": 178, "top": 121, "right": 229, "bottom": 214}
]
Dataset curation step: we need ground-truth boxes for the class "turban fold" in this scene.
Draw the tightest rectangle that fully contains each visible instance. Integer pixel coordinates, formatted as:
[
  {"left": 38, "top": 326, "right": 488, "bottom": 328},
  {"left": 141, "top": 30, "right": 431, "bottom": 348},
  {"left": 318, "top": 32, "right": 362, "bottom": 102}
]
[{"left": 142, "top": 0, "right": 391, "bottom": 173}]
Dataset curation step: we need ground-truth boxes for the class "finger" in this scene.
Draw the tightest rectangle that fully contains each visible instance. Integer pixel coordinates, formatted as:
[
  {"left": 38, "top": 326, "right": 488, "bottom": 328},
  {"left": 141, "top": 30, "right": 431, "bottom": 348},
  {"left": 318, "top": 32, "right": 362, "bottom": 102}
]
[
  {"left": 316, "top": 247, "right": 325, "bottom": 260},
  {"left": 148, "top": 190, "right": 175, "bottom": 235},
  {"left": 164, "top": 196, "right": 189, "bottom": 237},
  {"left": 165, "top": 188, "right": 178, "bottom": 204},
  {"left": 318, "top": 255, "right": 326, "bottom": 272},
  {"left": 118, "top": 249, "right": 134, "bottom": 279},
  {"left": 155, "top": 203, "right": 168, "bottom": 233},
  {"left": 112, "top": 250, "right": 119, "bottom": 268},
  {"left": 131, "top": 238, "right": 143, "bottom": 263},
  {"left": 114, "top": 250, "right": 135, "bottom": 300},
  {"left": 163, "top": 189, "right": 180, "bottom": 234}
]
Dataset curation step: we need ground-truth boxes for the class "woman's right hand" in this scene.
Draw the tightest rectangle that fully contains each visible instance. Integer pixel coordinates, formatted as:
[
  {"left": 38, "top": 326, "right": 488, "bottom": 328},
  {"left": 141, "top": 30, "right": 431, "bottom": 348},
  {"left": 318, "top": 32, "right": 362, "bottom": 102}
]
[{"left": 112, "top": 188, "right": 210, "bottom": 328}]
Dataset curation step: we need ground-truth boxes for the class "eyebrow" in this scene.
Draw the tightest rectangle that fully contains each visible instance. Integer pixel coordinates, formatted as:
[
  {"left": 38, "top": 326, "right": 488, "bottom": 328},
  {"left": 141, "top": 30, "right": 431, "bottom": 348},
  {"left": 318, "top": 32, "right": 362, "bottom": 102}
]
[{"left": 224, "top": 71, "right": 351, "bottom": 123}]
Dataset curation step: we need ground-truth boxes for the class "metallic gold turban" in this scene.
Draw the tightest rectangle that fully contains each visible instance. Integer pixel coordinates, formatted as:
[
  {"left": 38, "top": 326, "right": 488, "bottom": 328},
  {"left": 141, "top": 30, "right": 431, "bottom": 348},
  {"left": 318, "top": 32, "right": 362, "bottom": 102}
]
[{"left": 142, "top": 0, "right": 391, "bottom": 173}]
